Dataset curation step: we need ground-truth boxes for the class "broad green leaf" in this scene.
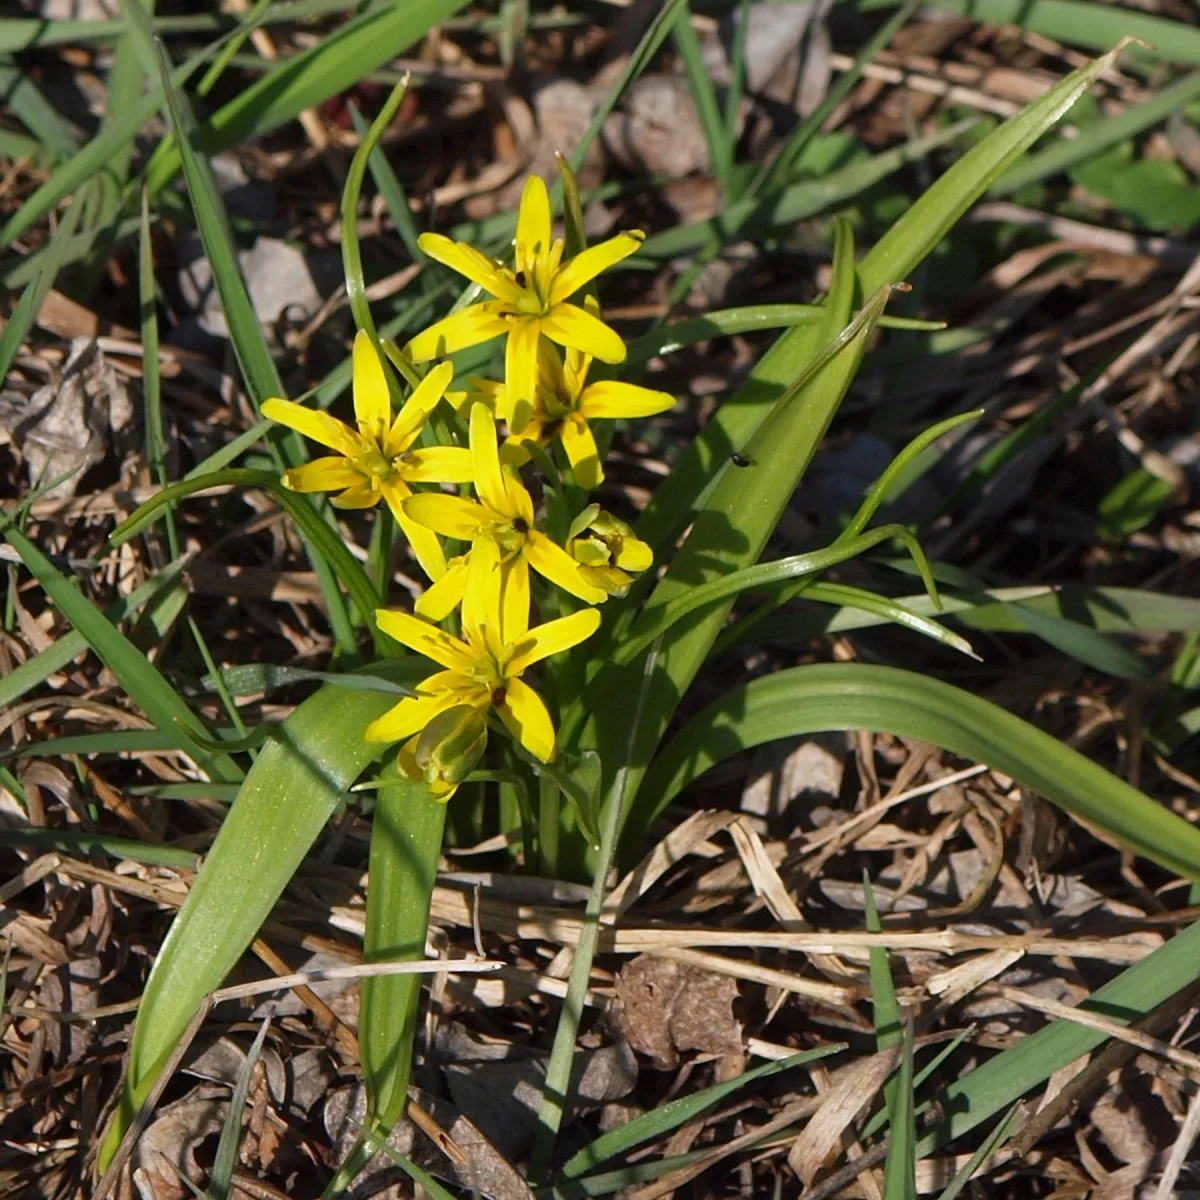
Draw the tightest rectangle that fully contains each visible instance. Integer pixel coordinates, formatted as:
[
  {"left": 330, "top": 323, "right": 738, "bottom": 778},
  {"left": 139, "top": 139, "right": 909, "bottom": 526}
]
[
  {"left": 100, "top": 683, "right": 394, "bottom": 1169},
  {"left": 361, "top": 771, "right": 447, "bottom": 1129},
  {"left": 575, "top": 229, "right": 885, "bottom": 851},
  {"left": 633, "top": 662, "right": 1200, "bottom": 880},
  {"left": 1, "top": 522, "right": 241, "bottom": 784}
]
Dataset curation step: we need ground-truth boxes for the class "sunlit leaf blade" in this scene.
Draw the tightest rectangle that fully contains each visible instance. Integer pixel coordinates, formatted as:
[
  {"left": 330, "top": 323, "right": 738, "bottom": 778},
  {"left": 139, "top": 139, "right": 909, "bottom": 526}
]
[
  {"left": 634, "top": 662, "right": 1200, "bottom": 880},
  {"left": 100, "top": 684, "right": 394, "bottom": 1169},
  {"left": 857, "top": 40, "right": 1129, "bottom": 294},
  {"left": 361, "top": 771, "right": 447, "bottom": 1129}
]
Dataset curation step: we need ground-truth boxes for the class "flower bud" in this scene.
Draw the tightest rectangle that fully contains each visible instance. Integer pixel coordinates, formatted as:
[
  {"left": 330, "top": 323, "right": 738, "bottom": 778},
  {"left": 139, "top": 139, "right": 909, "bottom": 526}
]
[
  {"left": 566, "top": 505, "right": 653, "bottom": 597},
  {"left": 399, "top": 705, "right": 489, "bottom": 800}
]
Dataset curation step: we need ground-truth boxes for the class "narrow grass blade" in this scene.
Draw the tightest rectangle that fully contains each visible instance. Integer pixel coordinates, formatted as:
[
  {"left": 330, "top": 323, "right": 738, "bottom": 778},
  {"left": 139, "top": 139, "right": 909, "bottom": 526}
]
[
  {"left": 0, "top": 62, "right": 80, "bottom": 161},
  {"left": 559, "top": 1046, "right": 843, "bottom": 1180},
  {"left": 108, "top": 469, "right": 387, "bottom": 655},
  {"left": 207, "top": 1013, "right": 271, "bottom": 1200},
  {"left": 341, "top": 81, "right": 410, "bottom": 346},
  {"left": 0, "top": 557, "right": 189, "bottom": 712},
  {"left": 857, "top": 41, "right": 1131, "bottom": 294},
  {"left": 639, "top": 117, "right": 975, "bottom": 260},
  {"left": 100, "top": 683, "right": 395, "bottom": 1169},
  {"left": 559, "top": 0, "right": 687, "bottom": 182},
  {"left": 530, "top": 643, "right": 660, "bottom": 1180},
  {"left": 1, "top": 521, "right": 241, "bottom": 784},
  {"left": 614, "top": 525, "right": 961, "bottom": 667},
  {"left": 935, "top": 1104, "right": 1021, "bottom": 1200},
  {"left": 859, "top": 0, "right": 1200, "bottom": 66},
  {"left": 992, "top": 70, "right": 1200, "bottom": 196},
  {"left": 0, "top": 191, "right": 84, "bottom": 382},
  {"left": 882, "top": 1025, "right": 917, "bottom": 1200},
  {"left": 0, "top": 828, "right": 199, "bottom": 869},
  {"left": 126, "top": 15, "right": 284, "bottom": 412},
  {"left": 672, "top": 3, "right": 731, "bottom": 196},
  {"left": 920, "top": 916, "right": 1200, "bottom": 1153},
  {"left": 633, "top": 662, "right": 1200, "bottom": 880},
  {"left": 142, "top": 1, "right": 472, "bottom": 198}
]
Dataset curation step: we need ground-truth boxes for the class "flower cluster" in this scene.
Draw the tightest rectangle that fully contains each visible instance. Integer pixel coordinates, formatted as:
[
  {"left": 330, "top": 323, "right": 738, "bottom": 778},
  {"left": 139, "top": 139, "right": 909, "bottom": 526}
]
[{"left": 264, "top": 174, "right": 673, "bottom": 799}]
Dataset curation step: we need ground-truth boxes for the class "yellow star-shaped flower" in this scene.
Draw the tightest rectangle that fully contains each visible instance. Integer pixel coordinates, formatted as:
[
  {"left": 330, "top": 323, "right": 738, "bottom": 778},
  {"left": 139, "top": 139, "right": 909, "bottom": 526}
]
[
  {"left": 403, "top": 402, "right": 609, "bottom": 628},
  {"left": 364, "top": 553, "right": 601, "bottom": 800},
  {"left": 405, "top": 175, "right": 643, "bottom": 434},
  {"left": 466, "top": 334, "right": 675, "bottom": 490},
  {"left": 262, "top": 333, "right": 471, "bottom": 581}
]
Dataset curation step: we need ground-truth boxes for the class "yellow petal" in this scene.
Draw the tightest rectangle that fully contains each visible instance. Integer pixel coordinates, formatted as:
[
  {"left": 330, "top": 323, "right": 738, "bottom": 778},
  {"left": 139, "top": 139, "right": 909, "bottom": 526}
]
[
  {"left": 397, "top": 733, "right": 465, "bottom": 801},
  {"left": 579, "top": 379, "right": 675, "bottom": 419},
  {"left": 496, "top": 677, "right": 556, "bottom": 763},
  {"left": 390, "top": 360, "right": 455, "bottom": 447},
  {"left": 374, "top": 611, "right": 475, "bottom": 671},
  {"left": 504, "top": 317, "right": 541, "bottom": 435},
  {"left": 507, "top": 606, "right": 602, "bottom": 676},
  {"left": 403, "top": 492, "right": 499, "bottom": 541},
  {"left": 525, "top": 531, "right": 608, "bottom": 604},
  {"left": 615, "top": 535, "right": 653, "bottom": 572},
  {"left": 400, "top": 446, "right": 475, "bottom": 484},
  {"left": 417, "top": 233, "right": 521, "bottom": 304},
  {"left": 536, "top": 335, "right": 570, "bottom": 399},
  {"left": 330, "top": 482, "right": 382, "bottom": 510},
  {"left": 394, "top": 501, "right": 448, "bottom": 582},
  {"left": 352, "top": 331, "right": 391, "bottom": 440},
  {"left": 559, "top": 413, "right": 602, "bottom": 490},
  {"left": 499, "top": 553, "right": 531, "bottom": 645},
  {"left": 542, "top": 303, "right": 627, "bottom": 365},
  {"left": 469, "top": 399, "right": 509, "bottom": 515},
  {"left": 415, "top": 556, "right": 469, "bottom": 621},
  {"left": 548, "top": 231, "right": 644, "bottom": 306},
  {"left": 280, "top": 457, "right": 362, "bottom": 493},
  {"left": 515, "top": 174, "right": 552, "bottom": 273},
  {"left": 461, "top": 537, "right": 503, "bottom": 648},
  {"left": 405, "top": 302, "right": 509, "bottom": 363},
  {"left": 262, "top": 398, "right": 360, "bottom": 457},
  {"left": 362, "top": 678, "right": 461, "bottom": 743}
]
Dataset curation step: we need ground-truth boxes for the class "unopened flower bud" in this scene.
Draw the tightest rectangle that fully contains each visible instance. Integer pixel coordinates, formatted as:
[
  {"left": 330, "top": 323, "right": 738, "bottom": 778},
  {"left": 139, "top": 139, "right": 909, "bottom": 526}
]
[
  {"left": 566, "top": 505, "right": 653, "bottom": 597},
  {"left": 400, "top": 705, "right": 489, "bottom": 800}
]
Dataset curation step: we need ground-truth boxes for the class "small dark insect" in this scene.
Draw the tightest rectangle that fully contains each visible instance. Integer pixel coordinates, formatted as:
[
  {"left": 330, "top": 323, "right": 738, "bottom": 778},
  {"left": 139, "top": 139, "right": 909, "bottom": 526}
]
[
  {"left": 730, "top": 453, "right": 753, "bottom": 467},
  {"left": 514, "top": 270, "right": 527, "bottom": 287},
  {"left": 491, "top": 687, "right": 508, "bottom": 707},
  {"left": 512, "top": 517, "right": 529, "bottom": 534}
]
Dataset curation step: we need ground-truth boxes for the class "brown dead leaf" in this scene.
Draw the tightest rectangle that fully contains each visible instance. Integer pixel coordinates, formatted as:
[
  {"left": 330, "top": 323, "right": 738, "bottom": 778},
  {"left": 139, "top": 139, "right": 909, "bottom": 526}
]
[
  {"left": 609, "top": 954, "right": 743, "bottom": 1068},
  {"left": 786, "top": 1046, "right": 900, "bottom": 1186},
  {"left": 0, "top": 337, "right": 133, "bottom": 502}
]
